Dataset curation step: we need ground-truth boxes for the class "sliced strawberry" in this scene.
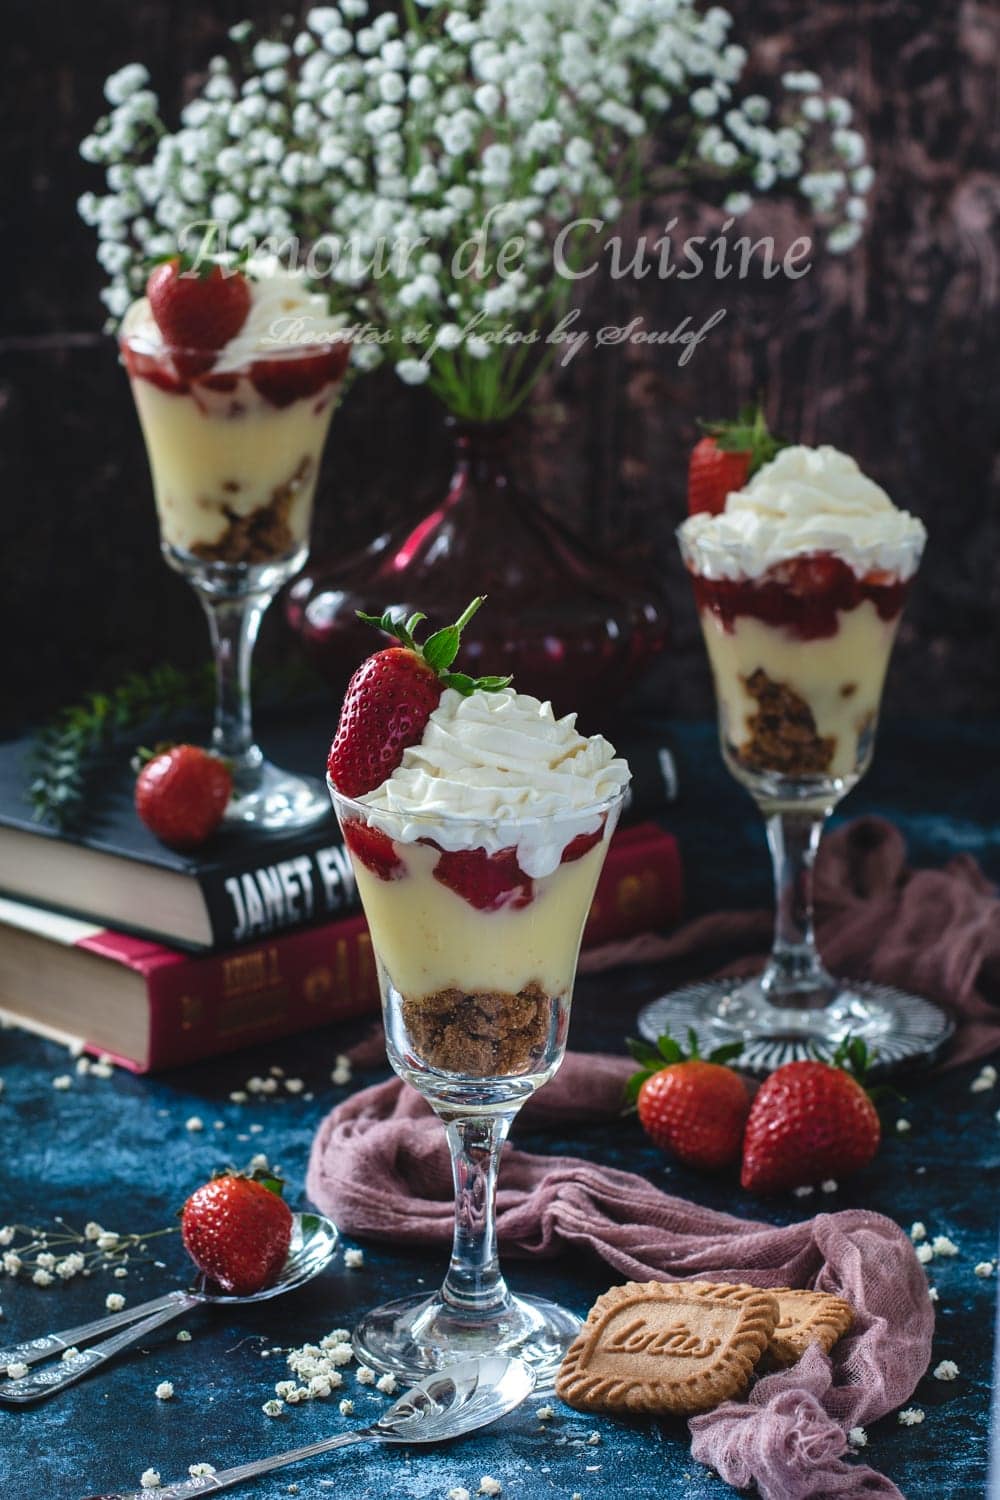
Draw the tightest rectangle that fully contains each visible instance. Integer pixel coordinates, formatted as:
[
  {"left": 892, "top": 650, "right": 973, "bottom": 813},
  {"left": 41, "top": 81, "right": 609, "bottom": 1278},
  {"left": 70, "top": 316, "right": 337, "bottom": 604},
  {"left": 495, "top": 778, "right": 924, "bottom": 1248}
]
[
  {"left": 251, "top": 343, "right": 351, "bottom": 408},
  {"left": 431, "top": 845, "right": 533, "bottom": 911},
  {"left": 121, "top": 340, "right": 188, "bottom": 395},
  {"left": 560, "top": 821, "right": 606, "bottom": 864},
  {"left": 146, "top": 259, "right": 251, "bottom": 380},
  {"left": 342, "top": 819, "right": 403, "bottom": 880}
]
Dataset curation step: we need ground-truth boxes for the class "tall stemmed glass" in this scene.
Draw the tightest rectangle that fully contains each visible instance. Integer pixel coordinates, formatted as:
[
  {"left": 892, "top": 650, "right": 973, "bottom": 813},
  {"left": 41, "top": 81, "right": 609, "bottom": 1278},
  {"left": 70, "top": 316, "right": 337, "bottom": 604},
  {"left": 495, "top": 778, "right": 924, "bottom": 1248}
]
[
  {"left": 638, "top": 530, "right": 953, "bottom": 1073},
  {"left": 122, "top": 332, "right": 349, "bottom": 829},
  {"left": 329, "top": 785, "right": 627, "bottom": 1386}
]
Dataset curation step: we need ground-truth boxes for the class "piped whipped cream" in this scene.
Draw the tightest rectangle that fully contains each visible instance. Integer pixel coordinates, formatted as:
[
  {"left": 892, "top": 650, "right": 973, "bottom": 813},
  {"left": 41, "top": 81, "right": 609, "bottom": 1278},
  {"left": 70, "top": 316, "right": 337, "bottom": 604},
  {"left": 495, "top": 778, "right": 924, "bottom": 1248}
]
[
  {"left": 121, "top": 256, "right": 345, "bottom": 371},
  {"left": 357, "top": 688, "right": 631, "bottom": 878},
  {"left": 680, "top": 444, "right": 926, "bottom": 581}
]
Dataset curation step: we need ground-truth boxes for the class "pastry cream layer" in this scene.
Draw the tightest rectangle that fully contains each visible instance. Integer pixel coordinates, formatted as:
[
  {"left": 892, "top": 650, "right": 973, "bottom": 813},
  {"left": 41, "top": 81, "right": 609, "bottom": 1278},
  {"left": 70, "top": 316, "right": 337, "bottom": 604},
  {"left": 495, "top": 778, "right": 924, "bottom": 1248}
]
[
  {"left": 350, "top": 837, "right": 609, "bottom": 998},
  {"left": 130, "top": 377, "right": 337, "bottom": 554},
  {"left": 699, "top": 600, "right": 901, "bottom": 779}
]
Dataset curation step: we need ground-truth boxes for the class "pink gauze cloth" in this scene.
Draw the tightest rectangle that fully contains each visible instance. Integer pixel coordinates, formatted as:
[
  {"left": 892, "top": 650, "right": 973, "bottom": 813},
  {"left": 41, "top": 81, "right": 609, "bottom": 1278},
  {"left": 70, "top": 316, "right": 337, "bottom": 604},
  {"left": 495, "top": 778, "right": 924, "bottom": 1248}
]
[
  {"left": 306, "top": 1052, "right": 934, "bottom": 1500},
  {"left": 580, "top": 815, "right": 1000, "bottom": 1069}
]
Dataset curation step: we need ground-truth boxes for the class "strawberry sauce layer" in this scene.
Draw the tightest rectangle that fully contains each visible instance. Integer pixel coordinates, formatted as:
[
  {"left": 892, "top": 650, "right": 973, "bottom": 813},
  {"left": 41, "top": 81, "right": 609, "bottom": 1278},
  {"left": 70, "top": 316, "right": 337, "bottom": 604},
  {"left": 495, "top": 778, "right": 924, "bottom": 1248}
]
[
  {"left": 121, "top": 340, "right": 349, "bottom": 408},
  {"left": 690, "top": 553, "right": 910, "bottom": 641}
]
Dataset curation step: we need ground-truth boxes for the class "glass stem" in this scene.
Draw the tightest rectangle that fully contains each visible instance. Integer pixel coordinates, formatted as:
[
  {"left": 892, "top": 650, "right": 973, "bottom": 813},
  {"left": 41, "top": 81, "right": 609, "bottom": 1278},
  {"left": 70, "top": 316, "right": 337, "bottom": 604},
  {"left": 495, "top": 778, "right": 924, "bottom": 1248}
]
[
  {"left": 760, "top": 808, "right": 835, "bottom": 1009},
  {"left": 440, "top": 1113, "right": 514, "bottom": 1318},
  {"left": 199, "top": 591, "right": 270, "bottom": 786}
]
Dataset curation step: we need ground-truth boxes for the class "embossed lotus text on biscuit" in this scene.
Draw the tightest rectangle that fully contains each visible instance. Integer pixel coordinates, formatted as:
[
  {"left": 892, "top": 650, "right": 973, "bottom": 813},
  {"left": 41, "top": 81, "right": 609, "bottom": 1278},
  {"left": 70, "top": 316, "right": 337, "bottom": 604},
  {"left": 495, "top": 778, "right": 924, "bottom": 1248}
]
[{"left": 603, "top": 1314, "right": 722, "bottom": 1360}]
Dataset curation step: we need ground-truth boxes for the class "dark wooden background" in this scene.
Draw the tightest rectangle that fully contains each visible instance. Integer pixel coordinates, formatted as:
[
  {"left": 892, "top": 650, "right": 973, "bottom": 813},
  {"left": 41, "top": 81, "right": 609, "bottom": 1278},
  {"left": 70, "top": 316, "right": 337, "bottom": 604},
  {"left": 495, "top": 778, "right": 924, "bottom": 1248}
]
[{"left": 1, "top": 0, "right": 997, "bottom": 739}]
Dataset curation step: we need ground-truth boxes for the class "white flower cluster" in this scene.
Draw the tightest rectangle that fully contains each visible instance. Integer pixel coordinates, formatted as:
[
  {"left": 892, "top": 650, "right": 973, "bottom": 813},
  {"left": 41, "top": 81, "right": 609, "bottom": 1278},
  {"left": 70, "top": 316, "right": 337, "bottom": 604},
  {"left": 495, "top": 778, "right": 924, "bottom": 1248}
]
[{"left": 79, "top": 3, "right": 871, "bottom": 414}]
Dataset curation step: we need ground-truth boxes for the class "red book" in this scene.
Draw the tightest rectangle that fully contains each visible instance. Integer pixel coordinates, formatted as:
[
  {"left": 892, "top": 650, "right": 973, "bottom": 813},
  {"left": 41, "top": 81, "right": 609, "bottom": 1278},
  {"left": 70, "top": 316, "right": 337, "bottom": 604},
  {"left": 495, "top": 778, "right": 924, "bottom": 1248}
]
[{"left": 0, "top": 823, "right": 681, "bottom": 1072}]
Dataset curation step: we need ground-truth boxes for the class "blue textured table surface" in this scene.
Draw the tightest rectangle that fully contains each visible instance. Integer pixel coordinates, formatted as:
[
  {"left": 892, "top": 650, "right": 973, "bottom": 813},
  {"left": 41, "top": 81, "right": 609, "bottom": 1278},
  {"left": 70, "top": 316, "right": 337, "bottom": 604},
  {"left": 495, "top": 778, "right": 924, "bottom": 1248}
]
[{"left": 1, "top": 720, "right": 997, "bottom": 1500}]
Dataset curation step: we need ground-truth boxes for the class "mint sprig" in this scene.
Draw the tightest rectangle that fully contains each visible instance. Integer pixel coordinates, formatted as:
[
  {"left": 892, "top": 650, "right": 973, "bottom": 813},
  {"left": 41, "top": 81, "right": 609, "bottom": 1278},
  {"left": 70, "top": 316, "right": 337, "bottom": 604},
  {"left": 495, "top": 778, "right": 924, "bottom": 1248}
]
[{"left": 356, "top": 596, "right": 512, "bottom": 697}]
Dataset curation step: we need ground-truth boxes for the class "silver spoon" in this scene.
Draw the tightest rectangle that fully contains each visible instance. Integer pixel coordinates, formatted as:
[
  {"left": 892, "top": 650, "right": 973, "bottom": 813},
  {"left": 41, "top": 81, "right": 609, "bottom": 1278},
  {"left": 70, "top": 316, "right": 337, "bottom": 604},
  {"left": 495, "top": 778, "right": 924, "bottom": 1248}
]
[
  {"left": 0, "top": 1213, "right": 338, "bottom": 1405},
  {"left": 80, "top": 1355, "right": 535, "bottom": 1500}
]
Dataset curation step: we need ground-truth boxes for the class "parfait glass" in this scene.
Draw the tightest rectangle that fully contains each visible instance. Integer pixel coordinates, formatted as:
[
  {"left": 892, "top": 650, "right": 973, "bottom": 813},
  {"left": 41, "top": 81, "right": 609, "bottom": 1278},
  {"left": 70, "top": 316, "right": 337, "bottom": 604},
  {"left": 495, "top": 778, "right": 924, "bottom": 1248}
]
[
  {"left": 121, "top": 331, "right": 349, "bottom": 828},
  {"left": 638, "top": 532, "right": 953, "bottom": 1073},
  {"left": 329, "top": 783, "right": 627, "bottom": 1385}
]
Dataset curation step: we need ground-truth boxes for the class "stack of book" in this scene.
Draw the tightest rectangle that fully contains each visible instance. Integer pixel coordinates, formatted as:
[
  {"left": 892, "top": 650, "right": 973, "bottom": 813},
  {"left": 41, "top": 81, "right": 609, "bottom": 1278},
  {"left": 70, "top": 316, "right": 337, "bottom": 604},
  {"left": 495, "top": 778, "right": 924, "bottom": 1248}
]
[{"left": 0, "top": 729, "right": 683, "bottom": 1071}]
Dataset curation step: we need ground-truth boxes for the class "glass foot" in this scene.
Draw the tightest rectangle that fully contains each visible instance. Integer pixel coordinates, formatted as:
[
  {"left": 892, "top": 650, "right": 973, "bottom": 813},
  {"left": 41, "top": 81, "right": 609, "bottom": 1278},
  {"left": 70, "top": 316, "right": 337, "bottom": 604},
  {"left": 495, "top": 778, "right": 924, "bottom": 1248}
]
[
  {"left": 352, "top": 1290, "right": 582, "bottom": 1390},
  {"left": 225, "top": 759, "right": 331, "bottom": 831},
  {"left": 637, "top": 976, "right": 953, "bottom": 1076}
]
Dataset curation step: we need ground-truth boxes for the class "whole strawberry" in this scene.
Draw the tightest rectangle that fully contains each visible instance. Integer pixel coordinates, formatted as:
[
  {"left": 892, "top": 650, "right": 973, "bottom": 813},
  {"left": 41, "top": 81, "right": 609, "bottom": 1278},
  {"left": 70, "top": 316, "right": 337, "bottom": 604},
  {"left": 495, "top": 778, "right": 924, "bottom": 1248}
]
[
  {"left": 327, "top": 596, "right": 510, "bottom": 801},
  {"left": 146, "top": 257, "right": 251, "bottom": 377},
  {"left": 628, "top": 1031, "right": 750, "bottom": 1170},
  {"left": 181, "top": 1170, "right": 293, "bottom": 1296},
  {"left": 741, "top": 1040, "right": 882, "bottom": 1193},
  {"left": 135, "top": 744, "right": 232, "bottom": 850},
  {"left": 688, "top": 403, "right": 784, "bottom": 516}
]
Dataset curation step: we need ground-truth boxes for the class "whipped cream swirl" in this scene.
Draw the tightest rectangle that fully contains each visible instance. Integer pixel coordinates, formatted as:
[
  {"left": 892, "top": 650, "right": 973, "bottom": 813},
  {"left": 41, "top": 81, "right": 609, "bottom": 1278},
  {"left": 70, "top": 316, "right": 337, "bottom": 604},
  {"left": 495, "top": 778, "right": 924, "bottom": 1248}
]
[
  {"left": 679, "top": 444, "right": 927, "bottom": 581},
  {"left": 121, "top": 257, "right": 346, "bottom": 372},
  {"left": 357, "top": 688, "right": 631, "bottom": 878}
]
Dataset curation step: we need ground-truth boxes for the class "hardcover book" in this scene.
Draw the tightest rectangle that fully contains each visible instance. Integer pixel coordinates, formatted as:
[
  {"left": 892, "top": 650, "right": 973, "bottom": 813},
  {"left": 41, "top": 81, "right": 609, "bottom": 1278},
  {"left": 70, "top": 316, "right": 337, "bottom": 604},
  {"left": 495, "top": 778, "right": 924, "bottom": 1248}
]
[{"left": 0, "top": 820, "right": 682, "bottom": 1071}]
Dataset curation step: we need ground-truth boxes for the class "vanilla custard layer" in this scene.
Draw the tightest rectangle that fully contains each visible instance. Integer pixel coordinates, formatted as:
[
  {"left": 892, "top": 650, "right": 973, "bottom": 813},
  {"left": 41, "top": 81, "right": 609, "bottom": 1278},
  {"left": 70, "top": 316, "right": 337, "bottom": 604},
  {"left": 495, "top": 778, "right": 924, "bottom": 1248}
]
[
  {"left": 130, "top": 378, "right": 336, "bottom": 553},
  {"left": 699, "top": 600, "right": 901, "bottom": 779},
  {"left": 350, "top": 838, "right": 608, "bottom": 998}
]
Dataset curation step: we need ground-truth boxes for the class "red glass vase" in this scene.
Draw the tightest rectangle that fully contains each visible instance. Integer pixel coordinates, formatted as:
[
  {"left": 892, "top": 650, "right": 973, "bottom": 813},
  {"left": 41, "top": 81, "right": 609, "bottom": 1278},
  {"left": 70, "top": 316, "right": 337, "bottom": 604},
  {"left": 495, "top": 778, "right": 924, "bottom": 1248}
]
[{"left": 285, "top": 419, "right": 669, "bottom": 733}]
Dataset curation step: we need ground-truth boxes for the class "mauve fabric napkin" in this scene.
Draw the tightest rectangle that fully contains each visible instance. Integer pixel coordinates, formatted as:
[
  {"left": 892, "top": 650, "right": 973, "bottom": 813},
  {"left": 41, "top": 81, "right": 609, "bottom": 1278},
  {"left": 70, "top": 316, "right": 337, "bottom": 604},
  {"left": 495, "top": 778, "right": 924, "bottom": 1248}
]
[
  {"left": 581, "top": 816, "right": 1000, "bottom": 1068},
  {"left": 307, "top": 1052, "right": 933, "bottom": 1500}
]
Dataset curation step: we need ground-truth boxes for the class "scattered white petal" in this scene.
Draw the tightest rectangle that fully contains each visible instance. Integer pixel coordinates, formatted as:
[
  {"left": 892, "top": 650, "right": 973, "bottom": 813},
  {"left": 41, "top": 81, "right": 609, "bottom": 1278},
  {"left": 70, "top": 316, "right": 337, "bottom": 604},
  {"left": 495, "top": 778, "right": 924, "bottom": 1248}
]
[
  {"left": 344, "top": 1249, "right": 364, "bottom": 1269},
  {"left": 375, "top": 1372, "right": 397, "bottom": 1394},
  {"left": 185, "top": 1117, "right": 204, "bottom": 1133},
  {"left": 916, "top": 1244, "right": 934, "bottom": 1264},
  {"left": 61, "top": 1347, "right": 80, "bottom": 1361},
  {"left": 106, "top": 1293, "right": 126, "bottom": 1311},
  {"left": 176, "top": 1330, "right": 192, "bottom": 1342},
  {"left": 140, "top": 1470, "right": 162, "bottom": 1490},
  {"left": 895, "top": 1119, "right": 911, "bottom": 1134},
  {"left": 910, "top": 1222, "right": 926, "bottom": 1243},
  {"left": 356, "top": 1366, "right": 376, "bottom": 1386},
  {"left": 446, "top": 1490, "right": 471, "bottom": 1500},
  {"left": 52, "top": 1075, "right": 72, "bottom": 1090},
  {"left": 931, "top": 1236, "right": 958, "bottom": 1257},
  {"left": 155, "top": 1381, "right": 174, "bottom": 1400},
  {"left": 263, "top": 1399, "right": 285, "bottom": 1416},
  {"left": 820, "top": 1179, "right": 838, "bottom": 1194},
  {"left": 792, "top": 1186, "right": 814, "bottom": 1199},
  {"left": 536, "top": 1405, "right": 555, "bottom": 1420},
  {"left": 338, "top": 1398, "right": 354, "bottom": 1416},
  {"left": 932, "top": 1360, "right": 958, "bottom": 1381},
  {"left": 478, "top": 1480, "right": 502, "bottom": 1497},
  {"left": 5, "top": 1363, "right": 28, "bottom": 1379},
  {"left": 898, "top": 1407, "right": 925, "bottom": 1425},
  {"left": 975, "top": 1262, "right": 994, "bottom": 1278},
  {"left": 587, "top": 1431, "right": 601, "bottom": 1445},
  {"left": 188, "top": 1465, "right": 216, "bottom": 1479},
  {"left": 847, "top": 1426, "right": 868, "bottom": 1448},
  {"left": 928, "top": 1287, "right": 939, "bottom": 1303}
]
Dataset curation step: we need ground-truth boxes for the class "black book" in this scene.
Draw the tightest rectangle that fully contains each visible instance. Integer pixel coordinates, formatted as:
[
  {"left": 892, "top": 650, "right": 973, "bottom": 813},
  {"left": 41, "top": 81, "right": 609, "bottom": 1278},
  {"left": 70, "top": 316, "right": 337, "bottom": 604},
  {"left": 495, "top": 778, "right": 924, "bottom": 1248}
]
[{"left": 0, "top": 710, "right": 677, "bottom": 952}]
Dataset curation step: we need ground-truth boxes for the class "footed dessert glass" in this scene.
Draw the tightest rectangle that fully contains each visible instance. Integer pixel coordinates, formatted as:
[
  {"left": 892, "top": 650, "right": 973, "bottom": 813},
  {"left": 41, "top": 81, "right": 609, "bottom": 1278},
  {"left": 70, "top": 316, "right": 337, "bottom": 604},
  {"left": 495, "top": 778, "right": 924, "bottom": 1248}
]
[
  {"left": 122, "top": 332, "right": 349, "bottom": 828},
  {"left": 639, "top": 533, "right": 952, "bottom": 1073},
  {"left": 329, "top": 783, "right": 627, "bottom": 1385}
]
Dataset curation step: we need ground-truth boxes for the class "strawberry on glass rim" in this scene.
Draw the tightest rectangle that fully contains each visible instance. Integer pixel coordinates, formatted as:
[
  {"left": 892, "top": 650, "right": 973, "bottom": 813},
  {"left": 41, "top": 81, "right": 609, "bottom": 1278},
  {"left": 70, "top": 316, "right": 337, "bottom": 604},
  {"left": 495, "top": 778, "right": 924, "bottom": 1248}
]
[
  {"left": 687, "top": 402, "right": 785, "bottom": 517},
  {"left": 144, "top": 253, "right": 251, "bottom": 379},
  {"left": 326, "top": 596, "right": 511, "bottom": 799}
]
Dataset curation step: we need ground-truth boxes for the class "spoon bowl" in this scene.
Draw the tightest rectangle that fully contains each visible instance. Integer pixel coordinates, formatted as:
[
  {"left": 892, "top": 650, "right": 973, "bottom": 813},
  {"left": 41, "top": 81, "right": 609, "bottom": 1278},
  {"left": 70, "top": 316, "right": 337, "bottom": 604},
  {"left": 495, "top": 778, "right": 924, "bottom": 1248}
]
[
  {"left": 191, "top": 1212, "right": 339, "bottom": 1303},
  {"left": 80, "top": 1356, "right": 536, "bottom": 1500}
]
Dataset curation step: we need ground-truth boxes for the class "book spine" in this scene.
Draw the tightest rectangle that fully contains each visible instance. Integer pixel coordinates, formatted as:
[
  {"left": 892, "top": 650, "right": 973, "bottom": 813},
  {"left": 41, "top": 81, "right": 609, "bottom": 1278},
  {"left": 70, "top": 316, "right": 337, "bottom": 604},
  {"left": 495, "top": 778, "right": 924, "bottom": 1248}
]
[
  {"left": 142, "top": 913, "right": 378, "bottom": 1071},
  {"left": 582, "top": 826, "right": 682, "bottom": 948},
  {"left": 199, "top": 836, "right": 360, "bottom": 949}
]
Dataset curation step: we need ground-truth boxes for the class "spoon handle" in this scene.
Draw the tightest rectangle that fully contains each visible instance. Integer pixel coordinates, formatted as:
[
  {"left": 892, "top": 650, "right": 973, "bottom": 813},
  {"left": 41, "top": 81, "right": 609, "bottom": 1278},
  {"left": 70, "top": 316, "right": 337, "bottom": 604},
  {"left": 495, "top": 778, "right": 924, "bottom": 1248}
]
[
  {"left": 0, "top": 1296, "right": 200, "bottom": 1404},
  {"left": 79, "top": 1430, "right": 378, "bottom": 1499},
  {"left": 0, "top": 1290, "right": 193, "bottom": 1370}
]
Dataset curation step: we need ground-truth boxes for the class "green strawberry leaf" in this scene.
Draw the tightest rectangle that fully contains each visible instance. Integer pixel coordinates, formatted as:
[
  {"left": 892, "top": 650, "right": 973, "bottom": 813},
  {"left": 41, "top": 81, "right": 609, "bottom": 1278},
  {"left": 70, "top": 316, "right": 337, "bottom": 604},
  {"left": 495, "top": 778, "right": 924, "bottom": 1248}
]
[
  {"left": 657, "top": 1035, "right": 684, "bottom": 1065},
  {"left": 707, "top": 1041, "right": 745, "bottom": 1065},
  {"left": 627, "top": 1037, "right": 663, "bottom": 1068}
]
